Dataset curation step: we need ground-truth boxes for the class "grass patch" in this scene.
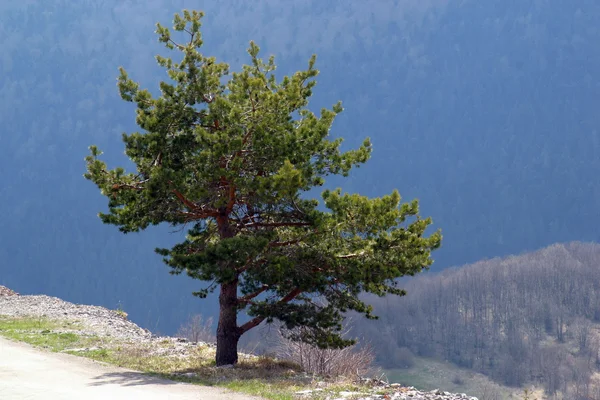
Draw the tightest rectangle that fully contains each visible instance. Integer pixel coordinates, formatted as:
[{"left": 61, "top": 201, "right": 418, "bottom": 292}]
[
  {"left": 223, "top": 379, "right": 298, "bottom": 400},
  {"left": 12, "top": 331, "right": 81, "bottom": 349},
  {"left": 77, "top": 344, "right": 365, "bottom": 400},
  {"left": 0, "top": 316, "right": 97, "bottom": 352},
  {"left": 222, "top": 380, "right": 371, "bottom": 400},
  {"left": 0, "top": 315, "right": 64, "bottom": 331}
]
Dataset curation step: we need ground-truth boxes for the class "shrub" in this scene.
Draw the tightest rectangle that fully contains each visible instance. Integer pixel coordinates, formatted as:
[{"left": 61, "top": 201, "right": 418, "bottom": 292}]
[
  {"left": 275, "top": 327, "right": 375, "bottom": 378},
  {"left": 176, "top": 314, "right": 215, "bottom": 343}
]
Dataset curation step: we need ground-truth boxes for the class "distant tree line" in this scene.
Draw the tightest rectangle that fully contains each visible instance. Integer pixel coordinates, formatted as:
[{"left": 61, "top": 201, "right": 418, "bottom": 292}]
[{"left": 353, "top": 243, "right": 600, "bottom": 399}]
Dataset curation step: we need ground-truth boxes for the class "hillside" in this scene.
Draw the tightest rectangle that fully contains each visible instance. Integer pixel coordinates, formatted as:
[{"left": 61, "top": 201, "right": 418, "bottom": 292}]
[{"left": 353, "top": 242, "right": 600, "bottom": 399}]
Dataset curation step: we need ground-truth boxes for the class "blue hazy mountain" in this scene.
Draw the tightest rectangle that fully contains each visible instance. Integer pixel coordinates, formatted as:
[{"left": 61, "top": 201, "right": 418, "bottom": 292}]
[{"left": 1, "top": 0, "right": 600, "bottom": 335}]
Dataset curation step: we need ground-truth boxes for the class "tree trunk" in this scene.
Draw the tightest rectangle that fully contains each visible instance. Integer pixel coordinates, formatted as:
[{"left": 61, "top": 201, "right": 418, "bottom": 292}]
[
  {"left": 216, "top": 277, "right": 241, "bottom": 366},
  {"left": 215, "top": 208, "right": 241, "bottom": 366}
]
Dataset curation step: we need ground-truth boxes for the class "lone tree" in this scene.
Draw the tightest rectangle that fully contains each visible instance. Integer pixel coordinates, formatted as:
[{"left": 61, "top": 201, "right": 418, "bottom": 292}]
[{"left": 85, "top": 10, "right": 441, "bottom": 366}]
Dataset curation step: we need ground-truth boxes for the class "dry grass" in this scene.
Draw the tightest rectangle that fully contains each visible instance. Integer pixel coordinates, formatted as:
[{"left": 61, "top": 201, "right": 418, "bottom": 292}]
[
  {"left": 99, "top": 342, "right": 304, "bottom": 382},
  {"left": 84, "top": 342, "right": 368, "bottom": 399}
]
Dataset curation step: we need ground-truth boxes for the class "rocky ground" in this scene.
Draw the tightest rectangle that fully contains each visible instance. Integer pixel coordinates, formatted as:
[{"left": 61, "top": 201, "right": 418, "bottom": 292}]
[
  {"left": 0, "top": 291, "right": 152, "bottom": 341},
  {"left": 0, "top": 291, "right": 219, "bottom": 359},
  {"left": 0, "top": 285, "right": 18, "bottom": 296},
  {"left": 297, "top": 380, "right": 480, "bottom": 400},
  {"left": 0, "top": 286, "right": 478, "bottom": 400}
]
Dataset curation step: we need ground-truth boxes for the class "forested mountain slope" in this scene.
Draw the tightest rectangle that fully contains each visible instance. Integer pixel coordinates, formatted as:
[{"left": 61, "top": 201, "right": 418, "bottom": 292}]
[
  {"left": 354, "top": 242, "right": 600, "bottom": 399},
  {"left": 2, "top": 0, "right": 600, "bottom": 336}
]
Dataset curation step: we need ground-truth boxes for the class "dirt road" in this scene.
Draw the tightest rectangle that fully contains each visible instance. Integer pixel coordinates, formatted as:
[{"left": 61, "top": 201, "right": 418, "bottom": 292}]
[{"left": 0, "top": 337, "right": 258, "bottom": 400}]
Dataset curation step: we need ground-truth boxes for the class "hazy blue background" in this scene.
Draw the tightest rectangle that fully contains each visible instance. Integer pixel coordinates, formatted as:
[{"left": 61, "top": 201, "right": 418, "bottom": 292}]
[{"left": 2, "top": 0, "right": 599, "bottom": 335}]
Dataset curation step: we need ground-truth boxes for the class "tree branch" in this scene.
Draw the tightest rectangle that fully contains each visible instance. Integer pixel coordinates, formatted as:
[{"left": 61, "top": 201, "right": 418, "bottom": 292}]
[
  {"left": 336, "top": 251, "right": 367, "bottom": 259},
  {"left": 268, "top": 239, "right": 301, "bottom": 248},
  {"left": 170, "top": 183, "right": 218, "bottom": 219},
  {"left": 172, "top": 188, "right": 199, "bottom": 210},
  {"left": 178, "top": 210, "right": 218, "bottom": 222},
  {"left": 245, "top": 222, "right": 311, "bottom": 228},
  {"left": 239, "top": 287, "right": 303, "bottom": 334},
  {"left": 226, "top": 183, "right": 237, "bottom": 213},
  {"left": 238, "top": 285, "right": 270, "bottom": 304},
  {"left": 112, "top": 180, "right": 148, "bottom": 191}
]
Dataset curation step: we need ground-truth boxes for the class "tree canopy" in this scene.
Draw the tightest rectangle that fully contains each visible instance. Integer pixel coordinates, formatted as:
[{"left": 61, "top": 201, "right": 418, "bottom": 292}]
[{"left": 85, "top": 10, "right": 441, "bottom": 365}]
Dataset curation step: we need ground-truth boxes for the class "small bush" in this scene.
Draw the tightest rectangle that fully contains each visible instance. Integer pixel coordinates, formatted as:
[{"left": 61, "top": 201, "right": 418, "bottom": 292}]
[
  {"left": 114, "top": 302, "right": 128, "bottom": 320},
  {"left": 452, "top": 375, "right": 465, "bottom": 386},
  {"left": 275, "top": 327, "right": 375, "bottom": 378},
  {"left": 176, "top": 314, "right": 215, "bottom": 343}
]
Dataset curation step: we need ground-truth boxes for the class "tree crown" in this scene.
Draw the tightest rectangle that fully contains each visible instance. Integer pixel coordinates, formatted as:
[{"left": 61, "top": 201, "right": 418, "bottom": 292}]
[{"left": 85, "top": 10, "right": 441, "bottom": 348}]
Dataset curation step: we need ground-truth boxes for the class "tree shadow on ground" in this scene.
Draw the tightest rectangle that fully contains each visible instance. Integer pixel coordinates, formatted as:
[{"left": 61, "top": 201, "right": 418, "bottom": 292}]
[{"left": 89, "top": 371, "right": 184, "bottom": 387}]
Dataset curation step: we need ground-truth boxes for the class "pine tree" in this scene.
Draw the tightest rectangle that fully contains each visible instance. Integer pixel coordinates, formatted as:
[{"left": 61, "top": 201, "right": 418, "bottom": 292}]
[{"left": 85, "top": 10, "right": 441, "bottom": 366}]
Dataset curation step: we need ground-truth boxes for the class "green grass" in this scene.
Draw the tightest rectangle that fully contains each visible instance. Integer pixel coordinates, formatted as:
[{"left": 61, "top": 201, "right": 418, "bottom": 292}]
[
  {"left": 0, "top": 316, "right": 377, "bottom": 400},
  {"left": 221, "top": 380, "right": 370, "bottom": 400},
  {"left": 385, "top": 358, "right": 541, "bottom": 400},
  {"left": 0, "top": 316, "right": 63, "bottom": 331},
  {"left": 0, "top": 316, "right": 97, "bottom": 351},
  {"left": 221, "top": 380, "right": 299, "bottom": 400}
]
